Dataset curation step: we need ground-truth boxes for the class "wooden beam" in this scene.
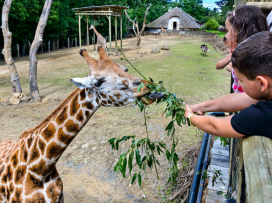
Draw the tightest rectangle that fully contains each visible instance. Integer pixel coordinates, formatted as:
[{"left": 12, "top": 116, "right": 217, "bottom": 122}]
[
  {"left": 87, "top": 15, "right": 89, "bottom": 51},
  {"left": 109, "top": 11, "right": 112, "bottom": 55},
  {"left": 120, "top": 16, "right": 122, "bottom": 51},
  {"left": 242, "top": 136, "right": 272, "bottom": 203},
  {"left": 78, "top": 15, "right": 82, "bottom": 48},
  {"left": 246, "top": 2, "right": 272, "bottom": 9},
  {"left": 115, "top": 16, "right": 117, "bottom": 55}
]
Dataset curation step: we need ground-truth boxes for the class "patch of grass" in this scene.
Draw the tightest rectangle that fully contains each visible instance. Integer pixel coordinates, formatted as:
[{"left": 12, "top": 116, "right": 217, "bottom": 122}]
[{"left": 205, "top": 29, "right": 226, "bottom": 37}]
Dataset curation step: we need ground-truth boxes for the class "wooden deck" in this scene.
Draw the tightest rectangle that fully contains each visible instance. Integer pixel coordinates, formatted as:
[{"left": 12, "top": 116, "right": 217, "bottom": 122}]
[{"left": 205, "top": 139, "right": 230, "bottom": 203}]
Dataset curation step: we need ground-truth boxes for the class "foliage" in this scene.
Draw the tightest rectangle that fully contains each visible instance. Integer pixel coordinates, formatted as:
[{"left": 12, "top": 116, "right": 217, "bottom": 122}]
[
  {"left": 205, "top": 30, "right": 226, "bottom": 37},
  {"left": 108, "top": 48, "right": 186, "bottom": 186},
  {"left": 205, "top": 19, "right": 220, "bottom": 30},
  {"left": 215, "top": 136, "right": 230, "bottom": 146}
]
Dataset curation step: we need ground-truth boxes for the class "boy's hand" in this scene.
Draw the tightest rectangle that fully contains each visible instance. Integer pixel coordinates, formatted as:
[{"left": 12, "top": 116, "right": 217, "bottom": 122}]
[
  {"left": 185, "top": 105, "right": 194, "bottom": 118},
  {"left": 190, "top": 104, "right": 205, "bottom": 115}
]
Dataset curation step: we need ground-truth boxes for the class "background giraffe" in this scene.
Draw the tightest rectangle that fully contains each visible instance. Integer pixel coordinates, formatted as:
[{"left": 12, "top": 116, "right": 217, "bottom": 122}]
[
  {"left": 89, "top": 25, "right": 107, "bottom": 55},
  {"left": 160, "top": 25, "right": 167, "bottom": 35},
  {"left": 0, "top": 47, "right": 157, "bottom": 202}
]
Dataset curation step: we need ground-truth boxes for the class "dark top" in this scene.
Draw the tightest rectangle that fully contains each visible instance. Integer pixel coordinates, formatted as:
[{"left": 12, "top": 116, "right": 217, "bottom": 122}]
[{"left": 231, "top": 100, "right": 272, "bottom": 139}]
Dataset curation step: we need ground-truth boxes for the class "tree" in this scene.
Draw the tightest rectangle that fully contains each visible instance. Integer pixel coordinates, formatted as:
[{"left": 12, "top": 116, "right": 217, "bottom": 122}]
[
  {"left": 125, "top": 5, "right": 151, "bottom": 49},
  {"left": 29, "top": 0, "right": 53, "bottom": 102},
  {"left": 205, "top": 19, "right": 219, "bottom": 30},
  {"left": 1, "top": 0, "right": 22, "bottom": 93}
]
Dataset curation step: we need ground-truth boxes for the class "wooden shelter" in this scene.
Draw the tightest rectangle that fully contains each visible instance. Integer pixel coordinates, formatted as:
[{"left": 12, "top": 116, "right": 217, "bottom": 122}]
[{"left": 72, "top": 5, "right": 128, "bottom": 55}]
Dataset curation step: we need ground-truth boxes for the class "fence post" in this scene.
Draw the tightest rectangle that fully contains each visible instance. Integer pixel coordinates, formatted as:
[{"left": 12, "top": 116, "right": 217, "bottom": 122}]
[
  {"left": 68, "top": 38, "right": 70, "bottom": 48},
  {"left": 22, "top": 41, "right": 26, "bottom": 56},
  {"left": 48, "top": 40, "right": 50, "bottom": 53},
  {"left": 75, "top": 37, "right": 77, "bottom": 47},
  {"left": 71, "top": 38, "right": 74, "bottom": 47},
  {"left": 57, "top": 39, "right": 59, "bottom": 50},
  {"left": 17, "top": 44, "right": 19, "bottom": 58}
]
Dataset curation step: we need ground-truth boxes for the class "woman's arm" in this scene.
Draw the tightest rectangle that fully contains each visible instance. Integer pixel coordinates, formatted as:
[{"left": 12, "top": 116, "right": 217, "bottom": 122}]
[
  {"left": 189, "top": 93, "right": 259, "bottom": 114},
  {"left": 216, "top": 53, "right": 232, "bottom": 70}
]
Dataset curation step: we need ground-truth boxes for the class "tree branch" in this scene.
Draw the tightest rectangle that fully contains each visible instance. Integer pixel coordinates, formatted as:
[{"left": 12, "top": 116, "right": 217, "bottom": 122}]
[{"left": 140, "top": 5, "right": 151, "bottom": 34}]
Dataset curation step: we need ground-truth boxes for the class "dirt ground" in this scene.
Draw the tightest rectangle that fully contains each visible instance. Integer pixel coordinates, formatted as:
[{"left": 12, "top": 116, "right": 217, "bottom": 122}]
[{"left": 0, "top": 35, "right": 228, "bottom": 202}]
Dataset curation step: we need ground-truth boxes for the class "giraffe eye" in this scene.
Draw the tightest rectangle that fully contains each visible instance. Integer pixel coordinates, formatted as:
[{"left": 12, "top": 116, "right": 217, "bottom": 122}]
[{"left": 94, "top": 78, "right": 105, "bottom": 87}]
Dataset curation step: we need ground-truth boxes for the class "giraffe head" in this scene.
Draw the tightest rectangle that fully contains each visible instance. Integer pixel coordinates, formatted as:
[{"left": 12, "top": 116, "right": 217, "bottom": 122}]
[
  {"left": 70, "top": 47, "right": 154, "bottom": 106},
  {"left": 89, "top": 25, "right": 94, "bottom": 30}
]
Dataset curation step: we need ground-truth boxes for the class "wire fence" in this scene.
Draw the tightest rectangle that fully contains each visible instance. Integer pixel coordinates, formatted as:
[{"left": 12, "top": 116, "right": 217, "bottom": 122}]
[{"left": 0, "top": 33, "right": 131, "bottom": 62}]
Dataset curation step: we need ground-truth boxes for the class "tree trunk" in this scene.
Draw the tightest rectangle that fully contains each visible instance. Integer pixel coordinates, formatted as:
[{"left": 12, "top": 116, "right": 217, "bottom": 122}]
[
  {"left": 1, "top": 0, "right": 22, "bottom": 93},
  {"left": 136, "top": 35, "right": 141, "bottom": 49},
  {"left": 29, "top": 0, "right": 53, "bottom": 102}
]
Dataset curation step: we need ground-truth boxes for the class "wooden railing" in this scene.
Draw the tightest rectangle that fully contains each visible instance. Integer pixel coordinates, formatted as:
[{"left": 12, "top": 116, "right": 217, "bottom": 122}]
[{"left": 235, "top": 136, "right": 272, "bottom": 202}]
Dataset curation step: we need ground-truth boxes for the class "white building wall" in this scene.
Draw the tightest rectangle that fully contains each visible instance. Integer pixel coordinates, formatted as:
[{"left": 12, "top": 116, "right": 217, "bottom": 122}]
[{"left": 168, "top": 17, "right": 180, "bottom": 30}]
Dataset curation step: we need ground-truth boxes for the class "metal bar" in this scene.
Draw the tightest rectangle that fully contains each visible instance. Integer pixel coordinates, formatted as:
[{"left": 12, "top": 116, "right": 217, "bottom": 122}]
[
  {"left": 75, "top": 10, "right": 113, "bottom": 13},
  {"left": 115, "top": 16, "right": 117, "bottom": 55},
  {"left": 93, "top": 18, "right": 96, "bottom": 51},
  {"left": 75, "top": 13, "right": 121, "bottom": 17},
  {"left": 87, "top": 15, "right": 89, "bottom": 51},
  {"left": 79, "top": 15, "right": 81, "bottom": 48}
]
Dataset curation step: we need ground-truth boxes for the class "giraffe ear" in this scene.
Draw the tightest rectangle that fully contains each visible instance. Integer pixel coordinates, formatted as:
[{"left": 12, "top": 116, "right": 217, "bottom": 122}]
[
  {"left": 69, "top": 77, "right": 92, "bottom": 89},
  {"left": 98, "top": 46, "right": 109, "bottom": 60},
  {"left": 115, "top": 63, "right": 128, "bottom": 72}
]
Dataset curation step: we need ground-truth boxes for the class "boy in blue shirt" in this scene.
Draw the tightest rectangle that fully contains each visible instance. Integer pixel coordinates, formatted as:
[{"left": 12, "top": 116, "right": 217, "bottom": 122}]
[{"left": 185, "top": 31, "right": 272, "bottom": 139}]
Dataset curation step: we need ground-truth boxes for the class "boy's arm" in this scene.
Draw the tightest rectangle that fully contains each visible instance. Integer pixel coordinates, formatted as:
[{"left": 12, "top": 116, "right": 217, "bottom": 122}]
[
  {"left": 225, "top": 62, "right": 232, "bottom": 72},
  {"left": 190, "top": 92, "right": 258, "bottom": 114},
  {"left": 185, "top": 105, "right": 244, "bottom": 138},
  {"left": 190, "top": 114, "right": 244, "bottom": 138},
  {"left": 216, "top": 53, "right": 231, "bottom": 70}
]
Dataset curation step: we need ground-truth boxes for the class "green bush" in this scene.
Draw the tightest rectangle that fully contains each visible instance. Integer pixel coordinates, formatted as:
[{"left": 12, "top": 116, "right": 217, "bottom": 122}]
[{"left": 205, "top": 19, "right": 220, "bottom": 30}]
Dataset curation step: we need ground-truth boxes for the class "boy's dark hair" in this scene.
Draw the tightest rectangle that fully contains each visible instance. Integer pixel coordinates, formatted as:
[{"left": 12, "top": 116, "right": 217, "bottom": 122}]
[
  {"left": 227, "top": 5, "right": 269, "bottom": 44},
  {"left": 232, "top": 31, "right": 272, "bottom": 80}
]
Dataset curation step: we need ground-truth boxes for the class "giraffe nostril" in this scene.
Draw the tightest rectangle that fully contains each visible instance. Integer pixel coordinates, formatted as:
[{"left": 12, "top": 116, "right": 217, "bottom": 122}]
[{"left": 133, "top": 81, "right": 141, "bottom": 86}]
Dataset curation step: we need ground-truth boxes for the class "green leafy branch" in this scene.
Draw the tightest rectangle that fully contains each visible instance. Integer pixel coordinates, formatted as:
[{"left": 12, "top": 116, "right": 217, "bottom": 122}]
[{"left": 108, "top": 47, "right": 187, "bottom": 187}]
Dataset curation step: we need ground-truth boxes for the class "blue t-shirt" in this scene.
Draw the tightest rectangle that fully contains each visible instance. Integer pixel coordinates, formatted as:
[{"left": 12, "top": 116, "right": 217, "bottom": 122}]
[{"left": 231, "top": 100, "right": 272, "bottom": 139}]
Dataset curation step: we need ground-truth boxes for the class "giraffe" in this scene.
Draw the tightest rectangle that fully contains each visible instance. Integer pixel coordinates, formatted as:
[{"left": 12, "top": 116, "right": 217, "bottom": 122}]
[
  {"left": 89, "top": 25, "right": 107, "bottom": 55},
  {"left": 160, "top": 25, "right": 167, "bottom": 35},
  {"left": 0, "top": 47, "right": 157, "bottom": 202}
]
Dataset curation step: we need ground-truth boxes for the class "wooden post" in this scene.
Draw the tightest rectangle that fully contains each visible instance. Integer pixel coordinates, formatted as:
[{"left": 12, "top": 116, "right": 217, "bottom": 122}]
[
  {"left": 57, "top": 39, "right": 59, "bottom": 50},
  {"left": 236, "top": 142, "right": 244, "bottom": 203},
  {"left": 93, "top": 17, "right": 96, "bottom": 51},
  {"left": 78, "top": 15, "right": 82, "bottom": 48},
  {"left": 67, "top": 38, "right": 69, "bottom": 48},
  {"left": 120, "top": 16, "right": 123, "bottom": 51},
  {"left": 115, "top": 16, "right": 118, "bottom": 55},
  {"left": 71, "top": 38, "right": 73, "bottom": 47},
  {"left": 242, "top": 136, "right": 272, "bottom": 202},
  {"left": 17, "top": 44, "right": 19, "bottom": 58},
  {"left": 75, "top": 37, "right": 77, "bottom": 47},
  {"left": 48, "top": 40, "right": 50, "bottom": 53},
  {"left": 87, "top": 15, "right": 89, "bottom": 50},
  {"left": 109, "top": 11, "right": 112, "bottom": 55}
]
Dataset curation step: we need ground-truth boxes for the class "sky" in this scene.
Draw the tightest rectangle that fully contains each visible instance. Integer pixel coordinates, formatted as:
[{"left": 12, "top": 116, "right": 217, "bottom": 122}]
[{"left": 202, "top": 0, "right": 220, "bottom": 10}]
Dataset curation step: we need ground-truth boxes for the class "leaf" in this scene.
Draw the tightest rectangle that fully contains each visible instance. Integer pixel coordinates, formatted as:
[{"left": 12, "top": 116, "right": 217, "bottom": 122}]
[
  {"left": 158, "top": 142, "right": 166, "bottom": 149},
  {"left": 143, "top": 162, "right": 146, "bottom": 173},
  {"left": 135, "top": 149, "right": 142, "bottom": 168},
  {"left": 147, "top": 156, "right": 153, "bottom": 168},
  {"left": 156, "top": 159, "right": 161, "bottom": 166},
  {"left": 116, "top": 138, "right": 119, "bottom": 151},
  {"left": 138, "top": 173, "right": 142, "bottom": 187},
  {"left": 122, "top": 157, "right": 127, "bottom": 177},
  {"left": 131, "top": 173, "right": 137, "bottom": 184},
  {"left": 114, "top": 162, "right": 119, "bottom": 172},
  {"left": 166, "top": 150, "right": 171, "bottom": 161},
  {"left": 137, "top": 82, "right": 144, "bottom": 93},
  {"left": 128, "top": 150, "right": 134, "bottom": 175},
  {"left": 166, "top": 110, "right": 172, "bottom": 118}
]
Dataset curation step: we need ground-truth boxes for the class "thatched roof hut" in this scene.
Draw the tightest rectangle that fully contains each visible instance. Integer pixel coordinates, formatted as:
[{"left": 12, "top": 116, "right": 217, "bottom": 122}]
[{"left": 146, "top": 7, "right": 200, "bottom": 32}]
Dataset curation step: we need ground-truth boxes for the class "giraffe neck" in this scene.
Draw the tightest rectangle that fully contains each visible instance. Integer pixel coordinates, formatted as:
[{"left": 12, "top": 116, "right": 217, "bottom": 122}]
[
  {"left": 93, "top": 27, "right": 101, "bottom": 37},
  {"left": 24, "top": 88, "right": 100, "bottom": 177}
]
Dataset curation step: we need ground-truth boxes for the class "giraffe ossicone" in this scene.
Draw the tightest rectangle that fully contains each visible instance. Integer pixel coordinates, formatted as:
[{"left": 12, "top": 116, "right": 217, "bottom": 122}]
[{"left": 0, "top": 47, "right": 156, "bottom": 202}]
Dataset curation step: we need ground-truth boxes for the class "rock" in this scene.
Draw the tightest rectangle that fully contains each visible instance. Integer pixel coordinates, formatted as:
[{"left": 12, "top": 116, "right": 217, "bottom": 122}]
[
  {"left": 9, "top": 97, "right": 20, "bottom": 105},
  {"left": 20, "top": 96, "right": 30, "bottom": 102},
  {"left": 151, "top": 47, "right": 160, "bottom": 53},
  {"left": 137, "top": 51, "right": 147, "bottom": 54},
  {"left": 19, "top": 93, "right": 26, "bottom": 99},
  {"left": 81, "top": 143, "right": 89, "bottom": 148},
  {"left": 161, "top": 45, "right": 170, "bottom": 50},
  {"left": 0, "top": 99, "right": 4, "bottom": 103},
  {"left": 12, "top": 92, "right": 21, "bottom": 99},
  {"left": 92, "top": 147, "right": 97, "bottom": 151},
  {"left": 142, "top": 194, "right": 146, "bottom": 199}
]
